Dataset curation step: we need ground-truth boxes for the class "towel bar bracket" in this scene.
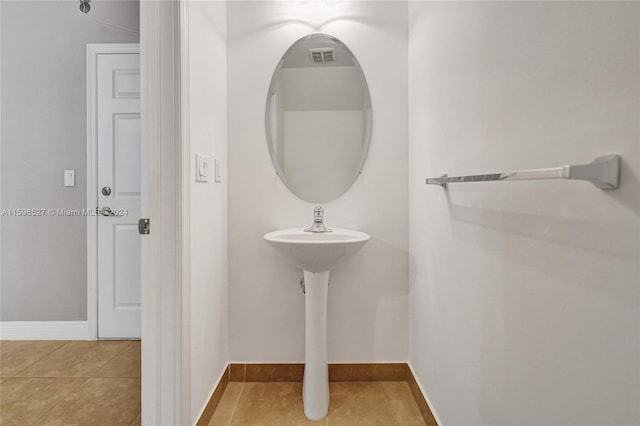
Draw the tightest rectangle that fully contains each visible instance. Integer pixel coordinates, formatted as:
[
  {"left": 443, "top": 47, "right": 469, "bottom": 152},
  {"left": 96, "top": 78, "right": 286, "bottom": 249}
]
[{"left": 432, "top": 174, "right": 448, "bottom": 189}]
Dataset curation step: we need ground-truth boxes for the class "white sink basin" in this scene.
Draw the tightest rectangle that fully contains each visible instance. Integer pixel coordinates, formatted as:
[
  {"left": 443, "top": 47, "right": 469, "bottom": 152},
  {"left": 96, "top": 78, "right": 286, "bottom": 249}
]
[
  {"left": 263, "top": 228, "right": 370, "bottom": 272},
  {"left": 263, "top": 227, "right": 370, "bottom": 421}
]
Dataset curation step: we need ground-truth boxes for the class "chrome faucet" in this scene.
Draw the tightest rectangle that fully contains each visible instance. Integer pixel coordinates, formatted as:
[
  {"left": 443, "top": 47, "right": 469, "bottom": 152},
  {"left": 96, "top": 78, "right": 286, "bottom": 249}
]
[{"left": 304, "top": 206, "right": 332, "bottom": 233}]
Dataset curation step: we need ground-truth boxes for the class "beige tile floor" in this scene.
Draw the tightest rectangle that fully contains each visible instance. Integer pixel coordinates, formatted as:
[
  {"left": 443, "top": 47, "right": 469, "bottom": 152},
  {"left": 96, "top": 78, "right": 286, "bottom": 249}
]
[
  {"left": 0, "top": 340, "right": 140, "bottom": 426},
  {"left": 209, "top": 382, "right": 426, "bottom": 426}
]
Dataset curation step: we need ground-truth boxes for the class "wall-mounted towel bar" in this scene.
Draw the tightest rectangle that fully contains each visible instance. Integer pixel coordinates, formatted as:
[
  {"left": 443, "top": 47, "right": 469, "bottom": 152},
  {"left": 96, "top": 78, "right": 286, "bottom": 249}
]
[{"left": 425, "top": 155, "right": 620, "bottom": 190}]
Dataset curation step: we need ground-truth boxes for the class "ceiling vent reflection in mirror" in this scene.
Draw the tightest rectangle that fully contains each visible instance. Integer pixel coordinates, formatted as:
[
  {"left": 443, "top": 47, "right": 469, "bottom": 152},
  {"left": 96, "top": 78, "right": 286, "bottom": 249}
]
[{"left": 310, "top": 48, "right": 335, "bottom": 63}]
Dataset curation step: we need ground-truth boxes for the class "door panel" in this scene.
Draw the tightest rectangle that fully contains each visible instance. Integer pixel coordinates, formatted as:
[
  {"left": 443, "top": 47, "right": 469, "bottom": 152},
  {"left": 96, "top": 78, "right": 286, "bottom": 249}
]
[
  {"left": 97, "top": 52, "right": 141, "bottom": 338},
  {"left": 114, "top": 224, "right": 141, "bottom": 307},
  {"left": 114, "top": 114, "right": 141, "bottom": 195},
  {"left": 113, "top": 69, "right": 141, "bottom": 99}
]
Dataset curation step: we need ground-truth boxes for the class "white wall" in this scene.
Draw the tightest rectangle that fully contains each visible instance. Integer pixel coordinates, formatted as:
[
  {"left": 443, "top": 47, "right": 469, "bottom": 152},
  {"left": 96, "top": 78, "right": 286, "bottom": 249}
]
[
  {"left": 1, "top": 0, "right": 139, "bottom": 321},
  {"left": 228, "top": 1, "right": 408, "bottom": 363},
  {"left": 185, "top": 0, "right": 228, "bottom": 423},
  {"left": 408, "top": 2, "right": 640, "bottom": 425}
]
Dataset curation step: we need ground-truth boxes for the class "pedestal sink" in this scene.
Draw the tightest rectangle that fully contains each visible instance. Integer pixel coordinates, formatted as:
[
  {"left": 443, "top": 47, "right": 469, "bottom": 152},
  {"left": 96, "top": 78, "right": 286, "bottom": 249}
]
[{"left": 263, "top": 228, "right": 370, "bottom": 420}]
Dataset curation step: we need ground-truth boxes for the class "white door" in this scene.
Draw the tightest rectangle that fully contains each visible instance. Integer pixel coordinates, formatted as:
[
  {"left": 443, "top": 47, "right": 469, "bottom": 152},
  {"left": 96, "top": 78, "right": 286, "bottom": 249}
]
[{"left": 97, "top": 52, "right": 141, "bottom": 338}]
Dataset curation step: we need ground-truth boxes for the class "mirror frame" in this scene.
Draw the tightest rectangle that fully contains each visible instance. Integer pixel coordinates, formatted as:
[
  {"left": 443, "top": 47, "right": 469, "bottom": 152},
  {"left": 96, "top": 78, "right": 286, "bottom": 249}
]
[{"left": 264, "top": 33, "right": 373, "bottom": 203}]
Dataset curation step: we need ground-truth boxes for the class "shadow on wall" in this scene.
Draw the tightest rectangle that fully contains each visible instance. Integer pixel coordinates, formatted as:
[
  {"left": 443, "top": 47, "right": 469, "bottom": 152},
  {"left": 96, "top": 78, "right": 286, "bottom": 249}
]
[
  {"left": 448, "top": 202, "right": 638, "bottom": 261},
  {"left": 614, "top": 157, "right": 640, "bottom": 216},
  {"left": 230, "top": 8, "right": 398, "bottom": 43},
  {"left": 431, "top": 156, "right": 640, "bottom": 262}
]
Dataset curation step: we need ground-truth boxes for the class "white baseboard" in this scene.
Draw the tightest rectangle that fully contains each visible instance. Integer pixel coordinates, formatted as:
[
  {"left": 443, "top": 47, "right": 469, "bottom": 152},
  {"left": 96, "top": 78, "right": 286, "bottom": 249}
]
[{"left": 0, "top": 321, "right": 91, "bottom": 340}]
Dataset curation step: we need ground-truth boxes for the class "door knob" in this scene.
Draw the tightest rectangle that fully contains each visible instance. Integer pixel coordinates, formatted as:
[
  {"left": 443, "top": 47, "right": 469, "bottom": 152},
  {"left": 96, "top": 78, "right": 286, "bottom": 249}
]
[
  {"left": 101, "top": 186, "right": 112, "bottom": 196},
  {"left": 100, "top": 207, "right": 116, "bottom": 216}
]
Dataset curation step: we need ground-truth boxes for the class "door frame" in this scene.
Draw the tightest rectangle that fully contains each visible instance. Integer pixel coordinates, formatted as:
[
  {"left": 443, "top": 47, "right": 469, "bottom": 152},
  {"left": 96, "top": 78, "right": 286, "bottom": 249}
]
[
  {"left": 86, "top": 43, "right": 141, "bottom": 341},
  {"left": 140, "top": 1, "right": 189, "bottom": 424},
  {"left": 85, "top": 2, "right": 188, "bottom": 423}
]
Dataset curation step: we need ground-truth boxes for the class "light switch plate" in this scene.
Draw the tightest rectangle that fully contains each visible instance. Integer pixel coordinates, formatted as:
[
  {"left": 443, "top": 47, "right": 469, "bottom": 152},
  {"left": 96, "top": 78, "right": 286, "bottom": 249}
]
[
  {"left": 196, "top": 154, "right": 209, "bottom": 182},
  {"left": 64, "top": 170, "right": 75, "bottom": 187}
]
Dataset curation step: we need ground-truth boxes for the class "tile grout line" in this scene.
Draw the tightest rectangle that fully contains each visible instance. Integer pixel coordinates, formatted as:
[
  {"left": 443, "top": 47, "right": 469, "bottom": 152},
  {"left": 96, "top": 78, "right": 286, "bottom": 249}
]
[
  {"left": 91, "top": 340, "right": 136, "bottom": 378},
  {"left": 209, "top": 382, "right": 425, "bottom": 426},
  {"left": 27, "top": 376, "right": 91, "bottom": 426},
  {"left": 10, "top": 340, "right": 133, "bottom": 378},
  {"left": 225, "top": 383, "right": 245, "bottom": 426},
  {"left": 28, "top": 377, "right": 141, "bottom": 425},
  {"left": 1, "top": 341, "right": 140, "bottom": 426},
  {"left": 8, "top": 340, "right": 72, "bottom": 378},
  {"left": 87, "top": 342, "right": 140, "bottom": 423},
  {"left": 129, "top": 409, "right": 142, "bottom": 426},
  {"left": 27, "top": 376, "right": 142, "bottom": 425}
]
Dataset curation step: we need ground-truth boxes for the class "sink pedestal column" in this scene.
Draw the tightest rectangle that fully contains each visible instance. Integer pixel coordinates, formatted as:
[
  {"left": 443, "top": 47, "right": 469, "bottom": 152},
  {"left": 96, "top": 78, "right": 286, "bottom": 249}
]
[{"left": 302, "top": 270, "right": 330, "bottom": 421}]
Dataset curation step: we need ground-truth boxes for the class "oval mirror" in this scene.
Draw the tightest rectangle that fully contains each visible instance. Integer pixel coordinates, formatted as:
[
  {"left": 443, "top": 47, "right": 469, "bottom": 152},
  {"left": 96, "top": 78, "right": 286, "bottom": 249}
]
[{"left": 266, "top": 34, "right": 372, "bottom": 203}]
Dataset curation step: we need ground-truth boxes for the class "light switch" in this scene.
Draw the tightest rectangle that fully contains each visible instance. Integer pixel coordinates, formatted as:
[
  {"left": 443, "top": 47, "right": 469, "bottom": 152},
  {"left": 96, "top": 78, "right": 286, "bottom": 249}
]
[
  {"left": 64, "top": 170, "right": 75, "bottom": 187},
  {"left": 214, "top": 158, "right": 222, "bottom": 183},
  {"left": 196, "top": 154, "right": 209, "bottom": 182}
]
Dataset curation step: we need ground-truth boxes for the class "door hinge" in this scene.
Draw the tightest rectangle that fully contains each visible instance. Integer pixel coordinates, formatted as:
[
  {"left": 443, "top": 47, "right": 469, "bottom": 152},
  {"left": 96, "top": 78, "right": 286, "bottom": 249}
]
[{"left": 138, "top": 218, "right": 150, "bottom": 235}]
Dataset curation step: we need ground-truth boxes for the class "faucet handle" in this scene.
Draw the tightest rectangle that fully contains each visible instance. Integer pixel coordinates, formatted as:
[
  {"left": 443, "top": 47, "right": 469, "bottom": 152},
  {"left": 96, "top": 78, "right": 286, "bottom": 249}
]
[{"left": 304, "top": 206, "right": 331, "bottom": 233}]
